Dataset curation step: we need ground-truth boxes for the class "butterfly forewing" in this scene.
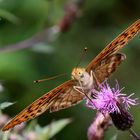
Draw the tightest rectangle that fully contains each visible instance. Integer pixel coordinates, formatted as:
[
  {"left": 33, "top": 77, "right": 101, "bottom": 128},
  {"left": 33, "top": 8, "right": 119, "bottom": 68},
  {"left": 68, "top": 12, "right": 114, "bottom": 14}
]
[
  {"left": 86, "top": 19, "right": 140, "bottom": 73},
  {"left": 2, "top": 80, "right": 84, "bottom": 131}
]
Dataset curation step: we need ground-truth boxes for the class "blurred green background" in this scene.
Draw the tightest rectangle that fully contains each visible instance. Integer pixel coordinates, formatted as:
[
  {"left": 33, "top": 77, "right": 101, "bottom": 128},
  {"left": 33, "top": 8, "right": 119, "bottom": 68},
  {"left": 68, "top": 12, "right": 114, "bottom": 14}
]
[{"left": 0, "top": 0, "right": 140, "bottom": 139}]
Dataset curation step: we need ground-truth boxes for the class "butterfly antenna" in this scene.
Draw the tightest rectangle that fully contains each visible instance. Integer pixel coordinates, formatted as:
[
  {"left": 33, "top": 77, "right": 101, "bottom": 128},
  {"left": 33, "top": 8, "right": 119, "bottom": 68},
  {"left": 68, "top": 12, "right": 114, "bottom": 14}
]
[
  {"left": 75, "top": 47, "right": 88, "bottom": 69},
  {"left": 34, "top": 73, "right": 67, "bottom": 83}
]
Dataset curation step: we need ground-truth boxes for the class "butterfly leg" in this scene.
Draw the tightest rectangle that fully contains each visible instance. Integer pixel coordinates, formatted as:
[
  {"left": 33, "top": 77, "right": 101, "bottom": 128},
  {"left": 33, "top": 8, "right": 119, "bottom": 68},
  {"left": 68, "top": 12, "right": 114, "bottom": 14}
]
[
  {"left": 73, "top": 85, "right": 84, "bottom": 95},
  {"left": 90, "top": 70, "right": 100, "bottom": 88},
  {"left": 73, "top": 86, "right": 94, "bottom": 104}
]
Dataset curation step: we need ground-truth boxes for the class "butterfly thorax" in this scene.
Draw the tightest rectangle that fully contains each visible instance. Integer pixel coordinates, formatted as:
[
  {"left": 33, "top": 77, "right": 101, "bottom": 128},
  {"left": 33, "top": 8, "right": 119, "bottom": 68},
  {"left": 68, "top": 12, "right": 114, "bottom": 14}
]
[{"left": 71, "top": 68, "right": 94, "bottom": 90}]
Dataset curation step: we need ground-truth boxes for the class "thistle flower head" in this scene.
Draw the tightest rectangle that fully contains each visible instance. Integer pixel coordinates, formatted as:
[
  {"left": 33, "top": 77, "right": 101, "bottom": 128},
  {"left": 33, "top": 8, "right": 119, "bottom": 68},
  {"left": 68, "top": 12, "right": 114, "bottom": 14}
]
[
  {"left": 86, "top": 80, "right": 138, "bottom": 114},
  {"left": 86, "top": 80, "right": 138, "bottom": 130}
]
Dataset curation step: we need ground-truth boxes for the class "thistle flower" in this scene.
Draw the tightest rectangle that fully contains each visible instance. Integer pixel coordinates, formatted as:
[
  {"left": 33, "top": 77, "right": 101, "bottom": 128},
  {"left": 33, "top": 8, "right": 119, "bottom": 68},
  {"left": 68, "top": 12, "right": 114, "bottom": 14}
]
[
  {"left": 86, "top": 80, "right": 138, "bottom": 130},
  {"left": 87, "top": 81, "right": 138, "bottom": 114}
]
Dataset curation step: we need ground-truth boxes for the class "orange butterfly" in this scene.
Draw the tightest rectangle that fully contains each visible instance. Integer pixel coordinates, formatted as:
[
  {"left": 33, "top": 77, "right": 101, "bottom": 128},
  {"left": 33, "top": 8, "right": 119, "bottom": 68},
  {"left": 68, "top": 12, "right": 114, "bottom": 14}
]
[{"left": 2, "top": 19, "right": 140, "bottom": 131}]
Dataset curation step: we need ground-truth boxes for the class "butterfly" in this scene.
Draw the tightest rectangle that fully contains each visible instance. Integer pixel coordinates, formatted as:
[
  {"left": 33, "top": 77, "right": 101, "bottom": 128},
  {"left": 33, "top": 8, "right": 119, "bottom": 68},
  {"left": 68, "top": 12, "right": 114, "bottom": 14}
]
[{"left": 2, "top": 19, "right": 140, "bottom": 131}]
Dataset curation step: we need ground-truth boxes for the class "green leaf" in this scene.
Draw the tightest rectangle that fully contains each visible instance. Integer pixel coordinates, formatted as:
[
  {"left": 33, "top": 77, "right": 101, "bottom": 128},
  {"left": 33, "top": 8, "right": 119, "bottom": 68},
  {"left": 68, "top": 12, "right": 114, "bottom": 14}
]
[
  {"left": 32, "top": 43, "right": 54, "bottom": 54},
  {"left": 0, "top": 102, "right": 15, "bottom": 110},
  {"left": 0, "top": 131, "right": 10, "bottom": 140},
  {"left": 110, "top": 134, "right": 118, "bottom": 140},
  {"left": 36, "top": 118, "right": 72, "bottom": 140},
  {"left": 0, "top": 9, "right": 20, "bottom": 24}
]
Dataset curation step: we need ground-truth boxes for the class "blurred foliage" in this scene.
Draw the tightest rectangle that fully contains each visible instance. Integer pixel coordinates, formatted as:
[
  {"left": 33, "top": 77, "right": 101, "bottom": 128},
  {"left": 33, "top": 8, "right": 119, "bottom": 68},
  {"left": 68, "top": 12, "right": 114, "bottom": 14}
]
[{"left": 0, "top": 0, "right": 140, "bottom": 140}]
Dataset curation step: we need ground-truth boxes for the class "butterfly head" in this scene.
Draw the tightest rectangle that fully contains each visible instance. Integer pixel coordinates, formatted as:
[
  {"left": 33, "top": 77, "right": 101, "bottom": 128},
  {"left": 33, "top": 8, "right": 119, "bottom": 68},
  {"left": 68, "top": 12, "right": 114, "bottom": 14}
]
[
  {"left": 71, "top": 67, "right": 93, "bottom": 88},
  {"left": 71, "top": 68, "right": 86, "bottom": 81}
]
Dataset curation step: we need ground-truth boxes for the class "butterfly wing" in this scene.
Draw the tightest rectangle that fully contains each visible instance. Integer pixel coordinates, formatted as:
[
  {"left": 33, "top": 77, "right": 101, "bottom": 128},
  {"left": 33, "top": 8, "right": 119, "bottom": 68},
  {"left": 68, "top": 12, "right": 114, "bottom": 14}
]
[
  {"left": 93, "top": 53, "right": 126, "bottom": 83},
  {"left": 86, "top": 19, "right": 140, "bottom": 82},
  {"left": 49, "top": 85, "right": 84, "bottom": 112},
  {"left": 2, "top": 80, "right": 84, "bottom": 131},
  {"left": 86, "top": 19, "right": 140, "bottom": 72}
]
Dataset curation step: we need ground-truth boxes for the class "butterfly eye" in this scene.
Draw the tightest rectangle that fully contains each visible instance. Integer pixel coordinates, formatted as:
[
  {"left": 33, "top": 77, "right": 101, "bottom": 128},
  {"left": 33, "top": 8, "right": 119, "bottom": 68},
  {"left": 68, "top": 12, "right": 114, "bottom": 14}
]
[
  {"left": 78, "top": 72, "right": 82, "bottom": 76},
  {"left": 78, "top": 72, "right": 84, "bottom": 78}
]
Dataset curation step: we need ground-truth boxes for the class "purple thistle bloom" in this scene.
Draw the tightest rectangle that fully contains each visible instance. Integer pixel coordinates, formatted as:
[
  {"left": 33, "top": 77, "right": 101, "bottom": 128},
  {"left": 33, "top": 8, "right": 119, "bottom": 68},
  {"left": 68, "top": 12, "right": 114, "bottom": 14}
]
[
  {"left": 121, "top": 93, "right": 138, "bottom": 110},
  {"left": 86, "top": 80, "right": 138, "bottom": 114},
  {"left": 87, "top": 80, "right": 140, "bottom": 138}
]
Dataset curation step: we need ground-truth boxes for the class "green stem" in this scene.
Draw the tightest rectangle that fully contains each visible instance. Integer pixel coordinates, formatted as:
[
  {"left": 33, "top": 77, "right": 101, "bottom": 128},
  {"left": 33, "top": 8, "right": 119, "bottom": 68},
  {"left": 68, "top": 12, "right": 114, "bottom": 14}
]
[{"left": 129, "top": 128, "right": 140, "bottom": 140}]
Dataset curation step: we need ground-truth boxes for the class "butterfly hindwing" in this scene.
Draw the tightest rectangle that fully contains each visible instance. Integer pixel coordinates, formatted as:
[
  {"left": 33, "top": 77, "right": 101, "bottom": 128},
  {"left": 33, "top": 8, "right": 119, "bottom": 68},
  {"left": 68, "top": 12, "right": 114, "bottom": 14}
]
[
  {"left": 50, "top": 86, "right": 84, "bottom": 112},
  {"left": 94, "top": 53, "right": 126, "bottom": 83}
]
